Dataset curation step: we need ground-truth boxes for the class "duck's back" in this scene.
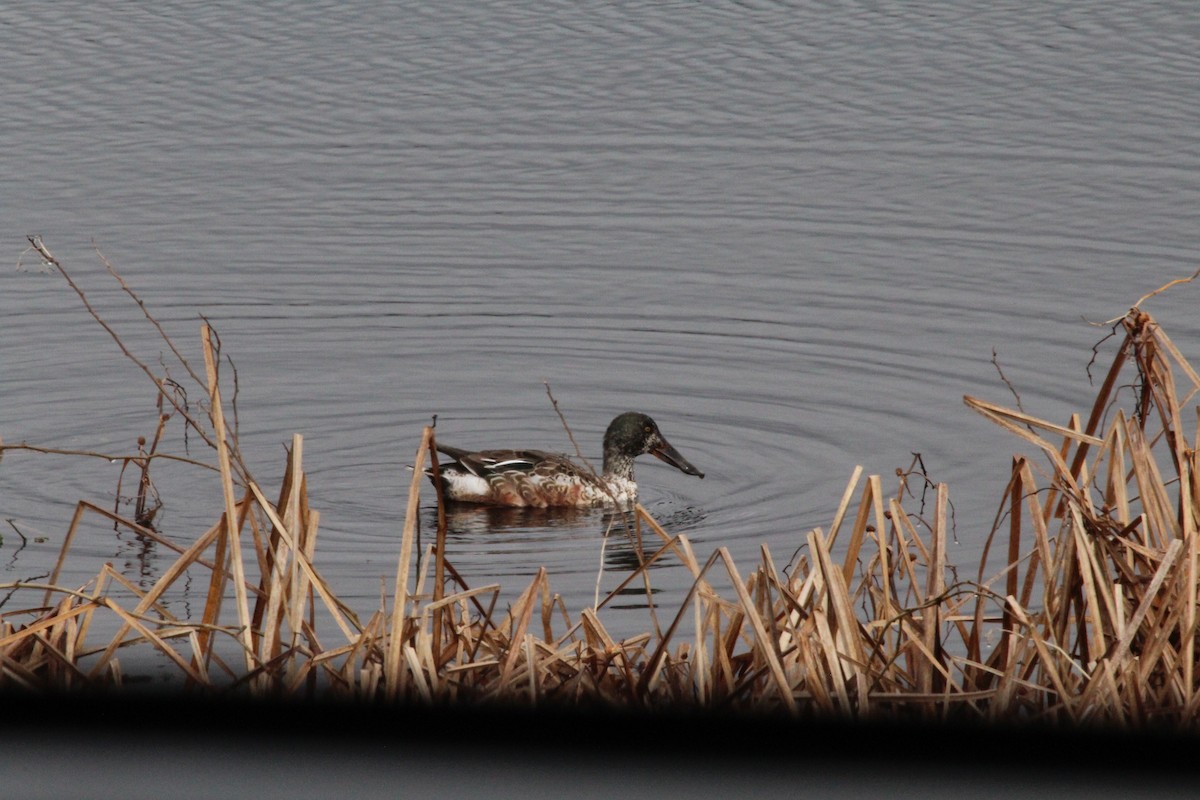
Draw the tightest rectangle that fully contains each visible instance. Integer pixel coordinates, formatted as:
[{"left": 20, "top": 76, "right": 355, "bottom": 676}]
[{"left": 431, "top": 445, "right": 615, "bottom": 507}]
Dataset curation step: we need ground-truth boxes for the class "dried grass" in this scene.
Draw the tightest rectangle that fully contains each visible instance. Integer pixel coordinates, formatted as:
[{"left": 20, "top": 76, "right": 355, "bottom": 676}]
[{"left": 5, "top": 239, "right": 1200, "bottom": 729}]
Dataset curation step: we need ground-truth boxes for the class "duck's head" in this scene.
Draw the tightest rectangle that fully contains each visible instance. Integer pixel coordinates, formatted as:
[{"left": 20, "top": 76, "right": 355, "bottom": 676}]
[{"left": 602, "top": 412, "right": 705, "bottom": 480}]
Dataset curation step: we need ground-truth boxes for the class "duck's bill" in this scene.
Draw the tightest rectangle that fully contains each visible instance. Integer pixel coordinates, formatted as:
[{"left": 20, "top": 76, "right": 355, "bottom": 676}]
[{"left": 650, "top": 439, "right": 705, "bottom": 479}]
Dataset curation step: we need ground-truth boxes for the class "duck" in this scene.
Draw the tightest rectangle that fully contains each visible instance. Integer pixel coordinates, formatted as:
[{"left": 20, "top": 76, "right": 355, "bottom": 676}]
[{"left": 426, "top": 411, "right": 704, "bottom": 507}]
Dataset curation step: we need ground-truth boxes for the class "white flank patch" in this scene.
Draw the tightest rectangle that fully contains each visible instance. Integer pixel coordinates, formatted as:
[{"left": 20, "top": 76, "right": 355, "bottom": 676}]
[{"left": 445, "top": 473, "right": 492, "bottom": 501}]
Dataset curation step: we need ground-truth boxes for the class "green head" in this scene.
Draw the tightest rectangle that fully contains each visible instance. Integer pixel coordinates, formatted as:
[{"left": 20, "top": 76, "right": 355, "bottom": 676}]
[{"left": 602, "top": 412, "right": 705, "bottom": 481}]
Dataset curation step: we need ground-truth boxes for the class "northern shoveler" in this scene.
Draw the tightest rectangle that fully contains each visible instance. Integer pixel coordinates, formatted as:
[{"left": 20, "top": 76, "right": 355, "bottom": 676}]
[{"left": 427, "top": 411, "right": 704, "bottom": 507}]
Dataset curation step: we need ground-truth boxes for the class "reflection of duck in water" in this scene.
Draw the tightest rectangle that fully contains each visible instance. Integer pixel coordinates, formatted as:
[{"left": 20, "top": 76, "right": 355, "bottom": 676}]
[
  {"left": 438, "top": 503, "right": 599, "bottom": 535},
  {"left": 427, "top": 412, "right": 704, "bottom": 508}
]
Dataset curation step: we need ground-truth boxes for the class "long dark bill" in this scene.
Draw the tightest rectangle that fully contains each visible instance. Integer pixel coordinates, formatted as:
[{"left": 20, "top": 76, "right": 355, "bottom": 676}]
[{"left": 650, "top": 438, "right": 705, "bottom": 479}]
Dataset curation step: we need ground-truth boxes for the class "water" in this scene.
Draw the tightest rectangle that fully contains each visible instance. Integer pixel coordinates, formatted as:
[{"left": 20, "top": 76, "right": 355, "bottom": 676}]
[{"left": 3, "top": 1, "right": 1199, "bottom": 667}]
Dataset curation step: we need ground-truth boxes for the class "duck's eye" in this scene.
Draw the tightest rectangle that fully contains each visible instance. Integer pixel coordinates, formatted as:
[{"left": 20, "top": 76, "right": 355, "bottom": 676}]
[{"left": 644, "top": 426, "right": 653, "bottom": 434}]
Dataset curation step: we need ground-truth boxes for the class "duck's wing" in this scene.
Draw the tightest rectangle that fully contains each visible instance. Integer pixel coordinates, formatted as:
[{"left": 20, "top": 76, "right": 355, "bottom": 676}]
[
  {"left": 436, "top": 446, "right": 585, "bottom": 479},
  {"left": 430, "top": 444, "right": 611, "bottom": 507}
]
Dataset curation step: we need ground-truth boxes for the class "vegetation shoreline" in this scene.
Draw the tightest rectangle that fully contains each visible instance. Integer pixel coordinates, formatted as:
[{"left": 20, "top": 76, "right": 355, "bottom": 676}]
[{"left": 5, "top": 238, "right": 1200, "bottom": 732}]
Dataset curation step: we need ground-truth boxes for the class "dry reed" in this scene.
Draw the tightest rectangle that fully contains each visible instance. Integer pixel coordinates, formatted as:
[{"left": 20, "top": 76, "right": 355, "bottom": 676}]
[{"left": 4, "top": 239, "right": 1200, "bottom": 729}]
